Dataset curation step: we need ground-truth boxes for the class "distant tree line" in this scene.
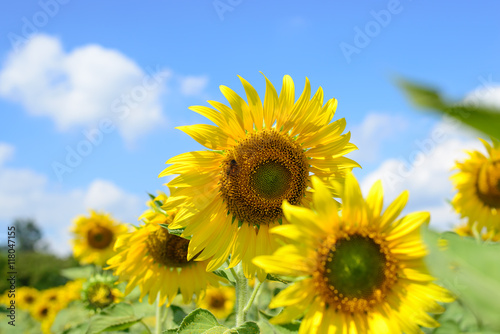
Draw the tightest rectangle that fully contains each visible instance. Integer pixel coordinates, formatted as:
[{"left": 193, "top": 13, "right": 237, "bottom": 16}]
[{"left": 0, "top": 219, "right": 79, "bottom": 293}]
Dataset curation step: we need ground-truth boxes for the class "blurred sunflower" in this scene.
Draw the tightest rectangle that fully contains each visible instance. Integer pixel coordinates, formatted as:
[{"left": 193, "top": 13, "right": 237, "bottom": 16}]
[
  {"left": 455, "top": 223, "right": 500, "bottom": 242},
  {"left": 451, "top": 139, "right": 500, "bottom": 230},
  {"left": 62, "top": 279, "right": 84, "bottom": 302},
  {"left": 16, "top": 286, "right": 40, "bottom": 310},
  {"left": 31, "top": 299, "right": 57, "bottom": 334},
  {"left": 71, "top": 210, "right": 128, "bottom": 266},
  {"left": 198, "top": 286, "right": 235, "bottom": 319},
  {"left": 106, "top": 193, "right": 222, "bottom": 306},
  {"left": 160, "top": 74, "right": 359, "bottom": 279},
  {"left": 40, "top": 286, "right": 64, "bottom": 305},
  {"left": 82, "top": 275, "right": 122, "bottom": 310},
  {"left": 253, "top": 175, "right": 453, "bottom": 333}
]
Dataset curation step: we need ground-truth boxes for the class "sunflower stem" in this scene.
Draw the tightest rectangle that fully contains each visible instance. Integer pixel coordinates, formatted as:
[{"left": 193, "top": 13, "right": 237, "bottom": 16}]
[
  {"left": 242, "top": 279, "right": 263, "bottom": 318},
  {"left": 234, "top": 264, "right": 249, "bottom": 327},
  {"left": 155, "top": 299, "right": 163, "bottom": 334}
]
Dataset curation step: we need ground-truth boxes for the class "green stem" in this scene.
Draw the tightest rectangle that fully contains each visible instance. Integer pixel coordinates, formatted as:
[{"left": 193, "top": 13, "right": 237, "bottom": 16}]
[
  {"left": 140, "top": 320, "right": 153, "bottom": 334},
  {"left": 242, "top": 280, "right": 263, "bottom": 318},
  {"left": 155, "top": 299, "right": 163, "bottom": 334},
  {"left": 234, "top": 264, "right": 249, "bottom": 327}
]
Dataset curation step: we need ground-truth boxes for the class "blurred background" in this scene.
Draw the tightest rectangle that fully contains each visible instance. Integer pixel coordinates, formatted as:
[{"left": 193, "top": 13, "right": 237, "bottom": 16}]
[{"left": 0, "top": 0, "right": 499, "bottom": 266}]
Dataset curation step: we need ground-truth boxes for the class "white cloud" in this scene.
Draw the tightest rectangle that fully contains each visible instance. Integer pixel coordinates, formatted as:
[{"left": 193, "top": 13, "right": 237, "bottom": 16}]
[
  {"left": 0, "top": 34, "right": 169, "bottom": 143},
  {"left": 360, "top": 135, "right": 481, "bottom": 230},
  {"left": 350, "top": 112, "right": 409, "bottom": 163},
  {"left": 464, "top": 85, "right": 500, "bottom": 110},
  {"left": 0, "top": 143, "right": 15, "bottom": 166},
  {"left": 358, "top": 79, "right": 500, "bottom": 230},
  {"left": 179, "top": 75, "right": 209, "bottom": 97},
  {"left": 0, "top": 142, "right": 144, "bottom": 255}
]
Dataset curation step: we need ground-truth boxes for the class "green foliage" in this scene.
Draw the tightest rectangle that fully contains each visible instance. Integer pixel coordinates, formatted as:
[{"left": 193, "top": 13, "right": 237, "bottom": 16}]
[
  {"left": 86, "top": 303, "right": 143, "bottom": 333},
  {"left": 213, "top": 269, "right": 235, "bottom": 285},
  {"left": 257, "top": 311, "right": 299, "bottom": 334},
  {"left": 424, "top": 230, "right": 500, "bottom": 332},
  {"left": 52, "top": 302, "right": 90, "bottom": 333},
  {"left": 0, "top": 251, "right": 79, "bottom": 293},
  {"left": 14, "top": 218, "right": 43, "bottom": 251},
  {"left": 61, "top": 266, "right": 94, "bottom": 280},
  {"left": 398, "top": 79, "right": 500, "bottom": 140},
  {"left": 168, "top": 308, "right": 261, "bottom": 334}
]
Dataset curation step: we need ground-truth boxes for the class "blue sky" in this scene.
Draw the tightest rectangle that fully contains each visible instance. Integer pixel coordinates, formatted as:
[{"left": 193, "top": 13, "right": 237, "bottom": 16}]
[{"left": 1, "top": 0, "right": 499, "bottom": 254}]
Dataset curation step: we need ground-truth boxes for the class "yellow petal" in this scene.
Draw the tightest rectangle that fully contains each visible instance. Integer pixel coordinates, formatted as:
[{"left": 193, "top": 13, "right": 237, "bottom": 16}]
[{"left": 176, "top": 124, "right": 233, "bottom": 150}]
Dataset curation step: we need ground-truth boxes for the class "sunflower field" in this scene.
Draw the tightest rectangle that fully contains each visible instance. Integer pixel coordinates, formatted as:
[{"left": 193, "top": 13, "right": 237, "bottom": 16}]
[{"left": 1, "top": 74, "right": 499, "bottom": 334}]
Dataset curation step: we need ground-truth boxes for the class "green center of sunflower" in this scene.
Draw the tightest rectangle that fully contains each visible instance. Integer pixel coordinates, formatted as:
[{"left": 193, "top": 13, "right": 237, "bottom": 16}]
[
  {"left": 250, "top": 162, "right": 291, "bottom": 199},
  {"left": 146, "top": 228, "right": 192, "bottom": 267},
  {"left": 326, "top": 236, "right": 386, "bottom": 298},
  {"left": 476, "top": 160, "right": 500, "bottom": 209},
  {"left": 220, "top": 129, "right": 308, "bottom": 226},
  {"left": 87, "top": 225, "right": 114, "bottom": 249},
  {"left": 87, "top": 283, "right": 114, "bottom": 309}
]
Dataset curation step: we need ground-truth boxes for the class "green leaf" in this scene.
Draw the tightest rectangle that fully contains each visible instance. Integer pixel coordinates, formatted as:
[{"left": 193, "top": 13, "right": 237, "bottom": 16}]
[
  {"left": 265, "top": 274, "right": 291, "bottom": 284},
  {"left": 163, "top": 329, "right": 179, "bottom": 334},
  {"left": 423, "top": 230, "right": 500, "bottom": 331},
  {"left": 258, "top": 311, "right": 299, "bottom": 334},
  {"left": 398, "top": 79, "right": 500, "bottom": 139},
  {"left": 61, "top": 322, "right": 90, "bottom": 334},
  {"left": 228, "top": 321, "right": 260, "bottom": 334},
  {"left": 159, "top": 225, "right": 188, "bottom": 238},
  {"left": 86, "top": 303, "right": 142, "bottom": 334},
  {"left": 51, "top": 302, "right": 89, "bottom": 333},
  {"left": 60, "top": 266, "right": 94, "bottom": 280},
  {"left": 177, "top": 308, "right": 228, "bottom": 334},
  {"left": 213, "top": 269, "right": 235, "bottom": 285},
  {"left": 170, "top": 305, "right": 188, "bottom": 326},
  {"left": 203, "top": 326, "right": 229, "bottom": 333}
]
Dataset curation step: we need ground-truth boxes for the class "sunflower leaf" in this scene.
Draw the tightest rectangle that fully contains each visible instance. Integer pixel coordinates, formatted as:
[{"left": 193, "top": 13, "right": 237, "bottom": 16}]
[
  {"left": 86, "top": 303, "right": 142, "bottom": 334},
  {"left": 177, "top": 308, "right": 228, "bottom": 334},
  {"left": 60, "top": 266, "right": 93, "bottom": 280},
  {"left": 265, "top": 274, "right": 291, "bottom": 284},
  {"left": 167, "top": 305, "right": 188, "bottom": 327},
  {"left": 224, "top": 321, "right": 260, "bottom": 334},
  {"left": 213, "top": 269, "right": 235, "bottom": 285},
  {"left": 398, "top": 79, "right": 500, "bottom": 139},
  {"left": 423, "top": 230, "right": 500, "bottom": 331},
  {"left": 258, "top": 311, "right": 299, "bottom": 333}
]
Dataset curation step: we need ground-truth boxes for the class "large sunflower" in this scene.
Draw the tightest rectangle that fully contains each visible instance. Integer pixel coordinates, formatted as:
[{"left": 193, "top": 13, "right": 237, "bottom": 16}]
[
  {"left": 106, "top": 193, "right": 222, "bottom": 306},
  {"left": 253, "top": 174, "right": 453, "bottom": 333},
  {"left": 451, "top": 139, "right": 500, "bottom": 231},
  {"left": 160, "top": 74, "right": 359, "bottom": 279},
  {"left": 71, "top": 210, "right": 128, "bottom": 266}
]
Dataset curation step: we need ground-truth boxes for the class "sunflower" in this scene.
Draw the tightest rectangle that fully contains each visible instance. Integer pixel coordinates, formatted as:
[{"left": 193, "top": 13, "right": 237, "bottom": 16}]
[
  {"left": 455, "top": 223, "right": 500, "bottom": 242},
  {"left": 31, "top": 299, "right": 57, "bottom": 334},
  {"left": 160, "top": 74, "right": 359, "bottom": 280},
  {"left": 106, "top": 193, "right": 222, "bottom": 306},
  {"left": 253, "top": 174, "right": 453, "bottom": 333},
  {"left": 62, "top": 279, "right": 84, "bottom": 303},
  {"left": 199, "top": 286, "right": 236, "bottom": 319},
  {"left": 451, "top": 139, "right": 500, "bottom": 231},
  {"left": 71, "top": 210, "right": 128, "bottom": 266},
  {"left": 82, "top": 275, "right": 122, "bottom": 310},
  {"left": 16, "top": 286, "right": 40, "bottom": 310}
]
